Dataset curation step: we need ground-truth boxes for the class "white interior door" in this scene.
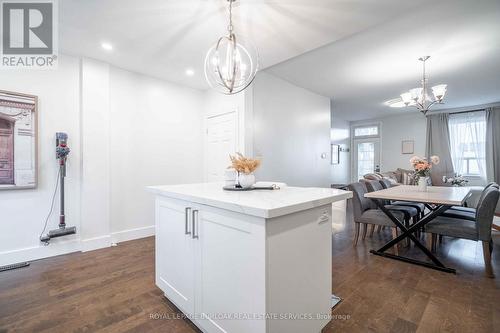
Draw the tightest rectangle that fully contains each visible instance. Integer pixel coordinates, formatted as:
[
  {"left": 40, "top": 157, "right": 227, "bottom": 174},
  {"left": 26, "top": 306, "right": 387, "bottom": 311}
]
[
  {"left": 205, "top": 112, "right": 238, "bottom": 182},
  {"left": 353, "top": 139, "right": 380, "bottom": 181}
]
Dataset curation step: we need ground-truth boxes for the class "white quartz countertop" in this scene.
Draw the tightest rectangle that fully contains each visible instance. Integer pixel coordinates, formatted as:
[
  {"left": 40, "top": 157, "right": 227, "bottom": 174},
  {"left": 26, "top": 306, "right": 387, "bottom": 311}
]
[{"left": 147, "top": 182, "right": 352, "bottom": 218}]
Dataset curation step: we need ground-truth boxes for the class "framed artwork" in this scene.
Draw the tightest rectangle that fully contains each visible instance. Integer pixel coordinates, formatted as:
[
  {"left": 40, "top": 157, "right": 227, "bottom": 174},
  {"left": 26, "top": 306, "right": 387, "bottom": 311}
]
[
  {"left": 401, "top": 140, "right": 414, "bottom": 154},
  {"left": 0, "top": 90, "right": 38, "bottom": 190},
  {"left": 331, "top": 144, "right": 340, "bottom": 164}
]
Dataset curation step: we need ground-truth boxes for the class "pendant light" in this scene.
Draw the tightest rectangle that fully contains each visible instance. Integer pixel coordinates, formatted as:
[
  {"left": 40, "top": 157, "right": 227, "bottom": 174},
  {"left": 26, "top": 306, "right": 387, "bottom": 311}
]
[
  {"left": 387, "top": 56, "right": 447, "bottom": 115},
  {"left": 204, "top": 0, "right": 259, "bottom": 95}
]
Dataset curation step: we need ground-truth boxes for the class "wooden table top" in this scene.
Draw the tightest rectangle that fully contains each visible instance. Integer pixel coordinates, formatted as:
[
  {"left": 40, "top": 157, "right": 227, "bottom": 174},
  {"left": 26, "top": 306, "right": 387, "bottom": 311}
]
[{"left": 364, "top": 185, "right": 472, "bottom": 206}]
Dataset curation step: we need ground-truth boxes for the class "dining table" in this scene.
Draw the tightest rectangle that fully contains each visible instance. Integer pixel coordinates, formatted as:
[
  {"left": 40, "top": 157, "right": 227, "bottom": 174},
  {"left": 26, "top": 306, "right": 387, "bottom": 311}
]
[{"left": 364, "top": 185, "right": 472, "bottom": 274}]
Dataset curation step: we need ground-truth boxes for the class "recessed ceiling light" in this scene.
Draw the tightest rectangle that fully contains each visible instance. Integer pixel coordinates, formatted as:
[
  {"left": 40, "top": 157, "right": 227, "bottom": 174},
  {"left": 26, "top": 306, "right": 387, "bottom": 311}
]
[
  {"left": 101, "top": 42, "right": 113, "bottom": 51},
  {"left": 185, "top": 68, "right": 195, "bottom": 76}
]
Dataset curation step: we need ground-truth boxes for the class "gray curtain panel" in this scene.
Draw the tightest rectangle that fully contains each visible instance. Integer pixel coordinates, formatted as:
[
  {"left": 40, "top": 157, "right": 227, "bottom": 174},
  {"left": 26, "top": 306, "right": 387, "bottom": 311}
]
[
  {"left": 426, "top": 113, "right": 454, "bottom": 185},
  {"left": 486, "top": 107, "right": 500, "bottom": 183}
]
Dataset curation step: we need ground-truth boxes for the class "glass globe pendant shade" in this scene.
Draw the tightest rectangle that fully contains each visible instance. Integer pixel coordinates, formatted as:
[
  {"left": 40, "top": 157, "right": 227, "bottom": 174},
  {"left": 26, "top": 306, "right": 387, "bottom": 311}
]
[
  {"left": 205, "top": 33, "right": 259, "bottom": 95},
  {"left": 432, "top": 84, "right": 447, "bottom": 102},
  {"left": 409, "top": 87, "right": 423, "bottom": 102},
  {"left": 400, "top": 92, "right": 412, "bottom": 106}
]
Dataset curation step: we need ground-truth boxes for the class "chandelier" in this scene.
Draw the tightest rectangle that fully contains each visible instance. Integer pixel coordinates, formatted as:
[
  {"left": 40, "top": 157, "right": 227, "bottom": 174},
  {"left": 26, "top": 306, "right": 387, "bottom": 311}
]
[
  {"left": 204, "top": 0, "right": 259, "bottom": 95},
  {"left": 388, "top": 56, "right": 447, "bottom": 115}
]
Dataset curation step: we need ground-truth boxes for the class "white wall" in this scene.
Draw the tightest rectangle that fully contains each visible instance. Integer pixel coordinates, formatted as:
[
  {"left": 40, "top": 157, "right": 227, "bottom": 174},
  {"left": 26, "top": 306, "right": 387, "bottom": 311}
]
[
  {"left": 351, "top": 112, "right": 427, "bottom": 175},
  {"left": 251, "top": 72, "right": 331, "bottom": 187},
  {"left": 204, "top": 90, "right": 245, "bottom": 118},
  {"left": 80, "top": 59, "right": 112, "bottom": 251},
  {"left": 0, "top": 55, "right": 82, "bottom": 265},
  {"left": 0, "top": 62, "right": 336, "bottom": 266},
  {"left": 331, "top": 102, "right": 351, "bottom": 184},
  {"left": 0, "top": 55, "right": 206, "bottom": 266},
  {"left": 109, "top": 67, "right": 204, "bottom": 241}
]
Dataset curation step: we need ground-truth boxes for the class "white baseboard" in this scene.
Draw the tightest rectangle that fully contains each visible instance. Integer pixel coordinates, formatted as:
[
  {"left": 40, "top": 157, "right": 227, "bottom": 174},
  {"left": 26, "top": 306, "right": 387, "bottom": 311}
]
[
  {"left": 0, "top": 227, "right": 154, "bottom": 267},
  {"left": 81, "top": 235, "right": 112, "bottom": 252},
  {"left": 111, "top": 225, "right": 155, "bottom": 244},
  {"left": 0, "top": 239, "right": 81, "bottom": 267}
]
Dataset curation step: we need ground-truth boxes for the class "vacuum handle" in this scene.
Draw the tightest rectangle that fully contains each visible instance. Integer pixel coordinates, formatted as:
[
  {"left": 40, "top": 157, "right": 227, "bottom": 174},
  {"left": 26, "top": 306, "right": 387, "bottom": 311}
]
[
  {"left": 59, "top": 164, "right": 66, "bottom": 228},
  {"left": 185, "top": 207, "right": 192, "bottom": 235}
]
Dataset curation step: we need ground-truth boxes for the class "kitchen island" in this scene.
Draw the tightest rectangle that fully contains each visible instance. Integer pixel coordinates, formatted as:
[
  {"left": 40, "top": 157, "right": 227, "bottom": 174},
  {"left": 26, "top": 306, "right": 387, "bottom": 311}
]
[{"left": 147, "top": 182, "right": 352, "bottom": 333}]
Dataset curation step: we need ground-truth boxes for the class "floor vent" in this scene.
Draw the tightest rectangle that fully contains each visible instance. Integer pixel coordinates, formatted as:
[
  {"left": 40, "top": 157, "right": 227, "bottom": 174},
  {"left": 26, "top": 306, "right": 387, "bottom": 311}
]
[{"left": 0, "top": 262, "right": 30, "bottom": 272}]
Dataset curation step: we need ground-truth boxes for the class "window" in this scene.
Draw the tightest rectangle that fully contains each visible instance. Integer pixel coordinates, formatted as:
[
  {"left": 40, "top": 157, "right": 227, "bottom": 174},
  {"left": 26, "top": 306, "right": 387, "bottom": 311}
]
[
  {"left": 354, "top": 125, "right": 379, "bottom": 138},
  {"left": 352, "top": 123, "right": 380, "bottom": 181},
  {"left": 448, "top": 111, "right": 486, "bottom": 178},
  {"left": 357, "top": 142, "right": 375, "bottom": 180}
]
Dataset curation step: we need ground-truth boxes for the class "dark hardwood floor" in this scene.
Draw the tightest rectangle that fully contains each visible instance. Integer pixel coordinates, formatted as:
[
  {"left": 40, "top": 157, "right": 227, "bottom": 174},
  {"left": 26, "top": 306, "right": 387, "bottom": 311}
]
[
  {"left": 327, "top": 215, "right": 500, "bottom": 333},
  {"left": 1, "top": 212, "right": 498, "bottom": 333},
  {"left": 0, "top": 238, "right": 199, "bottom": 333}
]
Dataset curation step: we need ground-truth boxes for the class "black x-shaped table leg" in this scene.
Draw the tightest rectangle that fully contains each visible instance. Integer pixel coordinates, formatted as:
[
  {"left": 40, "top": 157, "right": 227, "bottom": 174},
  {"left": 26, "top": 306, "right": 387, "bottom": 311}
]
[{"left": 369, "top": 199, "right": 456, "bottom": 274}]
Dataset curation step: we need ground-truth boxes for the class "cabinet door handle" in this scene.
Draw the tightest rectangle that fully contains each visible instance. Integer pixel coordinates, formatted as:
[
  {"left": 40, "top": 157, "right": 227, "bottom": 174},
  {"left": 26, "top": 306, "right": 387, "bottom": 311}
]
[
  {"left": 192, "top": 210, "right": 199, "bottom": 239},
  {"left": 185, "top": 207, "right": 192, "bottom": 235}
]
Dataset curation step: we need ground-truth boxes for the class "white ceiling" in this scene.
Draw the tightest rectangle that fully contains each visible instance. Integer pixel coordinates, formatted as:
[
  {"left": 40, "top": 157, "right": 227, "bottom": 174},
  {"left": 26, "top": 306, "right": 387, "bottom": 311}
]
[
  {"left": 60, "top": 0, "right": 434, "bottom": 90},
  {"left": 267, "top": 0, "right": 500, "bottom": 121}
]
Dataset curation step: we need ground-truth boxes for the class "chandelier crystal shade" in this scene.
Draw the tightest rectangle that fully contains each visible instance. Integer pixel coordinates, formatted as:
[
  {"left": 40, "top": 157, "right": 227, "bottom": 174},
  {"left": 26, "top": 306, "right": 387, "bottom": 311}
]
[
  {"left": 387, "top": 56, "right": 447, "bottom": 115},
  {"left": 204, "top": 0, "right": 259, "bottom": 95}
]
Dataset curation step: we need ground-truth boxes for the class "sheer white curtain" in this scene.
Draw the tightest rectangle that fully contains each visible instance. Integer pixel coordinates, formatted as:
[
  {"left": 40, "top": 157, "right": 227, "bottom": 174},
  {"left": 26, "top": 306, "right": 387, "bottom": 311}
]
[{"left": 448, "top": 111, "right": 487, "bottom": 181}]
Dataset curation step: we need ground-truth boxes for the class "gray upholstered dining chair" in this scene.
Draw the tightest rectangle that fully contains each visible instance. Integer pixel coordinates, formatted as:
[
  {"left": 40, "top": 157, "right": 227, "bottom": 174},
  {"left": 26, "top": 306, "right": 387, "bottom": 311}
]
[
  {"left": 365, "top": 180, "right": 419, "bottom": 223},
  {"left": 365, "top": 180, "right": 420, "bottom": 244},
  {"left": 348, "top": 182, "right": 403, "bottom": 254},
  {"left": 379, "top": 179, "right": 426, "bottom": 218},
  {"left": 425, "top": 186, "right": 500, "bottom": 277},
  {"left": 441, "top": 183, "right": 499, "bottom": 221}
]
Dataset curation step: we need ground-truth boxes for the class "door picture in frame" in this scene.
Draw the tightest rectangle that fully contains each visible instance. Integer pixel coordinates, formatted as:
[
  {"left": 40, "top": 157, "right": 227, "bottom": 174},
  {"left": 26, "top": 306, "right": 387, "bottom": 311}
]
[
  {"left": 331, "top": 144, "right": 340, "bottom": 164},
  {"left": 0, "top": 90, "right": 37, "bottom": 189}
]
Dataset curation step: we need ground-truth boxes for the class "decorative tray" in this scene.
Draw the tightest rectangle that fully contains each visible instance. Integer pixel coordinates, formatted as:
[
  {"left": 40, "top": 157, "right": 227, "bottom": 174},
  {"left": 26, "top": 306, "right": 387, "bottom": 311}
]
[
  {"left": 223, "top": 184, "right": 278, "bottom": 191},
  {"left": 223, "top": 186, "right": 255, "bottom": 191}
]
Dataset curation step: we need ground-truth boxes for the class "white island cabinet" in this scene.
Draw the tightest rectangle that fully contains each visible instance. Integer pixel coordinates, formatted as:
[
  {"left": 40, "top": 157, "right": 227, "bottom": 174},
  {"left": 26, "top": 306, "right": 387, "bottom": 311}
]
[{"left": 147, "top": 183, "right": 352, "bottom": 333}]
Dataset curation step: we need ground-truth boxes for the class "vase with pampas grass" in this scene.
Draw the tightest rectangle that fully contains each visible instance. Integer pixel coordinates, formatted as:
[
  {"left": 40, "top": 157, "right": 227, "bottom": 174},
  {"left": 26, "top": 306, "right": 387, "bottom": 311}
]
[{"left": 228, "top": 153, "right": 261, "bottom": 189}]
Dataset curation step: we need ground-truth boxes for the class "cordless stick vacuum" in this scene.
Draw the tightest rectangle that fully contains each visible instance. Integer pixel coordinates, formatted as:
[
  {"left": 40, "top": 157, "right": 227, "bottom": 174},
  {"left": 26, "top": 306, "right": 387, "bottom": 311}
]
[{"left": 40, "top": 133, "right": 76, "bottom": 243}]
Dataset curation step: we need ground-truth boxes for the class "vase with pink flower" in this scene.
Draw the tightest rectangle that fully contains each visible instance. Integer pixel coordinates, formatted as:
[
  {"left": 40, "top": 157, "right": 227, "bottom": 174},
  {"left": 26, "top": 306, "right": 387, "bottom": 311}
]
[{"left": 409, "top": 155, "right": 440, "bottom": 191}]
